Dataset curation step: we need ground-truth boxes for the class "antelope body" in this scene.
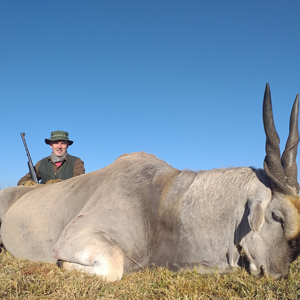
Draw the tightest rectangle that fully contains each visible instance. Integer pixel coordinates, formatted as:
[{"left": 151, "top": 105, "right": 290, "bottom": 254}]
[{"left": 0, "top": 84, "right": 299, "bottom": 281}]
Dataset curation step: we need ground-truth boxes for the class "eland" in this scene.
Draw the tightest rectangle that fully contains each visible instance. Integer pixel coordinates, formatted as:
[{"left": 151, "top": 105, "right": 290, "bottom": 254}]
[{"left": 0, "top": 83, "right": 300, "bottom": 281}]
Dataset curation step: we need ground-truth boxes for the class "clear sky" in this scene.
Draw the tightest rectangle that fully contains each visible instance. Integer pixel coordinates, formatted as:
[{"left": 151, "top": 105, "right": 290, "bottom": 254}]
[{"left": 1, "top": 1, "right": 300, "bottom": 188}]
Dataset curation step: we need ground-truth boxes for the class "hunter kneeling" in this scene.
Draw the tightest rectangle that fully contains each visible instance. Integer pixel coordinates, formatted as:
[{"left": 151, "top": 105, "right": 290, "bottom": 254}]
[{"left": 18, "top": 131, "right": 85, "bottom": 186}]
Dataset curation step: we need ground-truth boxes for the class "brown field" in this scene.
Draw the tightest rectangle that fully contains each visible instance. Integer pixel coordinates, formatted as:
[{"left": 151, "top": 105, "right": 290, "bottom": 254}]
[{"left": 1, "top": 246, "right": 300, "bottom": 299}]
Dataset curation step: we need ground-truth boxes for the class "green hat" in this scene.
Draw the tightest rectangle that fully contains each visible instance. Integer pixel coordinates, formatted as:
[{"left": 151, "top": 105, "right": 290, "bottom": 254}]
[{"left": 45, "top": 131, "right": 74, "bottom": 145}]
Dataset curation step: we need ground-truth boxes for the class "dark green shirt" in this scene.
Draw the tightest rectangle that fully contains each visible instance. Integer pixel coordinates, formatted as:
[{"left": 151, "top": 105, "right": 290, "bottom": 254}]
[
  {"left": 38, "top": 155, "right": 80, "bottom": 184},
  {"left": 17, "top": 154, "right": 85, "bottom": 186}
]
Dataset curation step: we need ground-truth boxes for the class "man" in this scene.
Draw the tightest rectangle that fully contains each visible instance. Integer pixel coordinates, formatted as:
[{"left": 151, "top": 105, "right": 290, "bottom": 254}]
[{"left": 18, "top": 131, "right": 85, "bottom": 186}]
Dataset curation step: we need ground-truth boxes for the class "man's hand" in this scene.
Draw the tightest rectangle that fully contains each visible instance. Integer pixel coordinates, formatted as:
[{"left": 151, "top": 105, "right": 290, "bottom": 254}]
[
  {"left": 21, "top": 180, "right": 37, "bottom": 186},
  {"left": 45, "top": 179, "right": 63, "bottom": 184}
]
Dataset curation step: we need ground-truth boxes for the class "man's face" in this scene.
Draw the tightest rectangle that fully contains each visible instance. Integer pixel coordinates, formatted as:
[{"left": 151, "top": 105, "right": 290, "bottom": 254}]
[{"left": 50, "top": 140, "right": 69, "bottom": 157}]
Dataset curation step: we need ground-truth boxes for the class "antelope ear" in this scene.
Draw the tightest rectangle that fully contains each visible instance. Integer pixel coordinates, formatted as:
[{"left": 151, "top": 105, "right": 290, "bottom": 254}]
[
  {"left": 248, "top": 202, "right": 265, "bottom": 231},
  {"left": 247, "top": 184, "right": 272, "bottom": 231}
]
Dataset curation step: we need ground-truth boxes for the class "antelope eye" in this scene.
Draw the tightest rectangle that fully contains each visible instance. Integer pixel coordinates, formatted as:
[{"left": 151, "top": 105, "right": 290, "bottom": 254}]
[{"left": 272, "top": 212, "right": 284, "bottom": 228}]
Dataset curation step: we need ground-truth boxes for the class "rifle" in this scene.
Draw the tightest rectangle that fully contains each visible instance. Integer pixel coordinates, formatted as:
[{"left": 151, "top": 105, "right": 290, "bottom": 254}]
[{"left": 20, "top": 133, "right": 39, "bottom": 184}]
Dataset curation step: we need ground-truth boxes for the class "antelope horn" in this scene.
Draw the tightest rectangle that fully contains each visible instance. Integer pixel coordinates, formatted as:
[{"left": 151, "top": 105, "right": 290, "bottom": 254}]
[
  {"left": 263, "top": 83, "right": 287, "bottom": 194},
  {"left": 281, "top": 94, "right": 300, "bottom": 196}
]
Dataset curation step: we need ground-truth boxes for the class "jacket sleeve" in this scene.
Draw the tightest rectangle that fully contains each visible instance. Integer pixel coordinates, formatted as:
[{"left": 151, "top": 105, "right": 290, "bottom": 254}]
[
  {"left": 17, "top": 160, "right": 42, "bottom": 186},
  {"left": 73, "top": 158, "right": 85, "bottom": 177}
]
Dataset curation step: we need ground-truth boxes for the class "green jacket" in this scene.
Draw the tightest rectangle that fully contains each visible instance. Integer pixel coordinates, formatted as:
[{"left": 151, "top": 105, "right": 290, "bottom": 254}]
[{"left": 18, "top": 154, "right": 85, "bottom": 185}]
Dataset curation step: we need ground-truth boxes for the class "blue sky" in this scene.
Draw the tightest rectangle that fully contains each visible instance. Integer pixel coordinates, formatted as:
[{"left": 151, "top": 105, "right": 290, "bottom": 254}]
[{"left": 1, "top": 1, "right": 300, "bottom": 188}]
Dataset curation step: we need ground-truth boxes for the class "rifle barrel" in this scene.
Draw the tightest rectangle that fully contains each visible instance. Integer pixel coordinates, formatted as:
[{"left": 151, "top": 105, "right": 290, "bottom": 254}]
[{"left": 20, "top": 133, "right": 39, "bottom": 183}]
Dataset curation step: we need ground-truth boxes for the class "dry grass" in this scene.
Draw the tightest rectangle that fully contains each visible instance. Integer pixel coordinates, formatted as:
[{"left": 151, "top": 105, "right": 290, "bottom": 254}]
[{"left": 1, "top": 246, "right": 300, "bottom": 299}]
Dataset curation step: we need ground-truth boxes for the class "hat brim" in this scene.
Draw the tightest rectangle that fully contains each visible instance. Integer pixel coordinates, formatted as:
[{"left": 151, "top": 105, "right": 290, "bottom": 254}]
[{"left": 45, "top": 139, "right": 73, "bottom": 145}]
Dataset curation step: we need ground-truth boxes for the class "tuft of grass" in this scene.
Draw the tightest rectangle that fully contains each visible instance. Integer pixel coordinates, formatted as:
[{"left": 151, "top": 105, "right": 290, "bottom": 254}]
[{"left": 1, "top": 246, "right": 300, "bottom": 299}]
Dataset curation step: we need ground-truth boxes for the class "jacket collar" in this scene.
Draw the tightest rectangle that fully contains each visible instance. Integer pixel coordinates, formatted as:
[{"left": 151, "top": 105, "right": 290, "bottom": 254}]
[{"left": 48, "top": 153, "right": 69, "bottom": 163}]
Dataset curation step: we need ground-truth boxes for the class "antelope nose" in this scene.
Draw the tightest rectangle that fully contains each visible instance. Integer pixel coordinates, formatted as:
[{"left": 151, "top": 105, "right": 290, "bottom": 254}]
[{"left": 260, "top": 265, "right": 283, "bottom": 280}]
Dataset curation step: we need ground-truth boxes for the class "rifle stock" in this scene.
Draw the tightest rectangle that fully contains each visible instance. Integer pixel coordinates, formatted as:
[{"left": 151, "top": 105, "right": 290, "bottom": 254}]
[{"left": 20, "top": 133, "right": 39, "bottom": 184}]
